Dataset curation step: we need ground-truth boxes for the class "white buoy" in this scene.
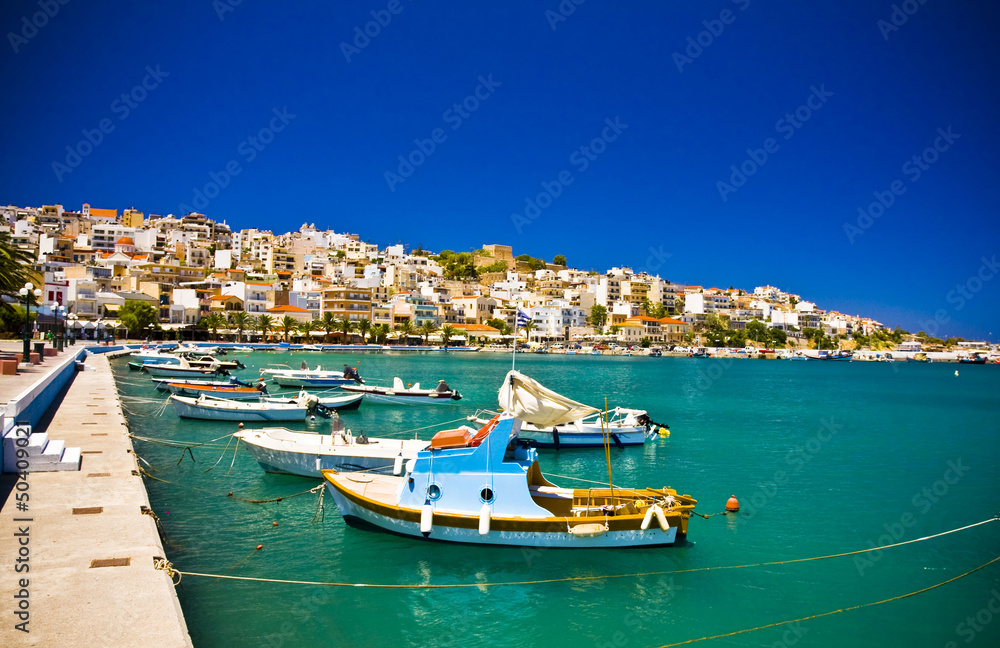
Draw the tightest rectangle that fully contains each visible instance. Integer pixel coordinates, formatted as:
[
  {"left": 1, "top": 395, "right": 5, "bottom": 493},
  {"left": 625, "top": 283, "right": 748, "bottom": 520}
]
[
  {"left": 315, "top": 457, "right": 321, "bottom": 472},
  {"left": 654, "top": 505, "right": 669, "bottom": 531},
  {"left": 393, "top": 453, "right": 404, "bottom": 476},
  {"left": 478, "top": 502, "right": 491, "bottom": 535},
  {"left": 420, "top": 503, "right": 433, "bottom": 536},
  {"left": 641, "top": 505, "right": 655, "bottom": 531},
  {"left": 405, "top": 459, "right": 416, "bottom": 474}
]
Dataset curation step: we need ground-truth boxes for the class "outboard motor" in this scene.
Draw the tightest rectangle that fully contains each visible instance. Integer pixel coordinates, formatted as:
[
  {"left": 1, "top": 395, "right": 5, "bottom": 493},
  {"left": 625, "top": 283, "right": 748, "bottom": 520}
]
[{"left": 343, "top": 365, "right": 363, "bottom": 384}]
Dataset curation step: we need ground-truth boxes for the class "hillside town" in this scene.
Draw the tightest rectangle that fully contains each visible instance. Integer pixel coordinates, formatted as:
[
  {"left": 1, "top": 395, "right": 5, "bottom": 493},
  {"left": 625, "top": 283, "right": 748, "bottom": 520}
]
[{"left": 0, "top": 202, "right": 983, "bottom": 353}]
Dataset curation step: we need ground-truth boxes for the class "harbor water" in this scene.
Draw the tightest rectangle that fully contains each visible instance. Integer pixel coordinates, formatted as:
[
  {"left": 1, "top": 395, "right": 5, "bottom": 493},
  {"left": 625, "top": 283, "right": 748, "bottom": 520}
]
[{"left": 112, "top": 352, "right": 1000, "bottom": 648}]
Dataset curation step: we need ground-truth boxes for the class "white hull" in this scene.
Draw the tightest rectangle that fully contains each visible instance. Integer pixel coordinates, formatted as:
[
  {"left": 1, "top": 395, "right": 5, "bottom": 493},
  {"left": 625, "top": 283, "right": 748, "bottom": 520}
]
[
  {"left": 329, "top": 487, "right": 680, "bottom": 547},
  {"left": 272, "top": 375, "right": 355, "bottom": 388},
  {"left": 169, "top": 396, "right": 305, "bottom": 421},
  {"left": 237, "top": 429, "right": 427, "bottom": 477},
  {"left": 348, "top": 392, "right": 459, "bottom": 406},
  {"left": 518, "top": 428, "right": 648, "bottom": 448}
]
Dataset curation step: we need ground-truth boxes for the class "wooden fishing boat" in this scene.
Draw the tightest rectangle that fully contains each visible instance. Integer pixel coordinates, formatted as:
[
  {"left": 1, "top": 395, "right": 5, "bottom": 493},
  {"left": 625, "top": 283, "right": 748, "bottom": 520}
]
[
  {"left": 235, "top": 427, "right": 428, "bottom": 477},
  {"left": 322, "top": 370, "right": 696, "bottom": 547},
  {"left": 340, "top": 378, "right": 461, "bottom": 405},
  {"left": 151, "top": 377, "right": 254, "bottom": 392},
  {"left": 144, "top": 357, "right": 230, "bottom": 378},
  {"left": 260, "top": 363, "right": 363, "bottom": 388},
  {"left": 181, "top": 354, "right": 246, "bottom": 370},
  {"left": 166, "top": 382, "right": 265, "bottom": 400}
]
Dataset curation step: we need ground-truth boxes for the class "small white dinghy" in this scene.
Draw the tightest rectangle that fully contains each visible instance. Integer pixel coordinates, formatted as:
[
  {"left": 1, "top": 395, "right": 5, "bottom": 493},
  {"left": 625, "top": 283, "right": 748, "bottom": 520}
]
[
  {"left": 169, "top": 392, "right": 330, "bottom": 422},
  {"left": 340, "top": 378, "right": 461, "bottom": 405},
  {"left": 236, "top": 425, "right": 429, "bottom": 477}
]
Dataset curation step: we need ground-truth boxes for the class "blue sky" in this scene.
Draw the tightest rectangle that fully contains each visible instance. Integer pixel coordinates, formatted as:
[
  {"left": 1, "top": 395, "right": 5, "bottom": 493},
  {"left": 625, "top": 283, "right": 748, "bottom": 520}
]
[{"left": 2, "top": 1, "right": 998, "bottom": 339}]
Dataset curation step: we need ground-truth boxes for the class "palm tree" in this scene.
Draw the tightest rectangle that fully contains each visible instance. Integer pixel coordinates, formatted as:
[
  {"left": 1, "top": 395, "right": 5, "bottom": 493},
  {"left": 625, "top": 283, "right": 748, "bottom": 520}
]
[
  {"left": 356, "top": 318, "right": 372, "bottom": 344},
  {"left": 228, "top": 311, "right": 251, "bottom": 343},
  {"left": 337, "top": 317, "right": 356, "bottom": 344},
  {"left": 441, "top": 324, "right": 458, "bottom": 349},
  {"left": 320, "top": 312, "right": 336, "bottom": 343},
  {"left": 256, "top": 314, "right": 274, "bottom": 342},
  {"left": 201, "top": 312, "right": 226, "bottom": 340},
  {"left": 419, "top": 321, "right": 439, "bottom": 345},
  {"left": 521, "top": 321, "right": 537, "bottom": 344},
  {"left": 394, "top": 319, "right": 414, "bottom": 346},
  {"left": 299, "top": 319, "right": 319, "bottom": 344},
  {"left": 369, "top": 323, "right": 388, "bottom": 345},
  {"left": 280, "top": 315, "right": 298, "bottom": 342},
  {"left": 0, "top": 231, "right": 37, "bottom": 301}
]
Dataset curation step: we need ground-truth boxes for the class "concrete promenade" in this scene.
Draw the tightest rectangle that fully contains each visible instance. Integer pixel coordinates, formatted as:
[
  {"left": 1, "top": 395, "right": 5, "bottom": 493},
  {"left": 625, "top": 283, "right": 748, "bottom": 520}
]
[{"left": 1, "top": 344, "right": 192, "bottom": 647}]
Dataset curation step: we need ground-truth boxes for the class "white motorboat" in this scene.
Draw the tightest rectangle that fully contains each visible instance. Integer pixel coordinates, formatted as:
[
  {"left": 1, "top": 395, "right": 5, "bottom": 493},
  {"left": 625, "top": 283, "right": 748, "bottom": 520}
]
[
  {"left": 144, "top": 356, "right": 230, "bottom": 378},
  {"left": 340, "top": 378, "right": 461, "bottom": 405},
  {"left": 260, "top": 363, "right": 363, "bottom": 388},
  {"left": 469, "top": 406, "right": 659, "bottom": 449},
  {"left": 262, "top": 392, "right": 364, "bottom": 411},
  {"left": 169, "top": 392, "right": 330, "bottom": 422},
  {"left": 127, "top": 348, "right": 180, "bottom": 370},
  {"left": 235, "top": 427, "right": 429, "bottom": 477}
]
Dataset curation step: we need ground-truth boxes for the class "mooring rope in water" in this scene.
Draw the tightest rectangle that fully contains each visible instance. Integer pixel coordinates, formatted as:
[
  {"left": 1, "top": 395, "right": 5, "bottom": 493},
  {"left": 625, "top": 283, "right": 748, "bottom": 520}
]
[
  {"left": 653, "top": 555, "right": 1000, "bottom": 648},
  {"left": 226, "top": 483, "right": 324, "bottom": 504},
  {"left": 169, "top": 515, "right": 999, "bottom": 589}
]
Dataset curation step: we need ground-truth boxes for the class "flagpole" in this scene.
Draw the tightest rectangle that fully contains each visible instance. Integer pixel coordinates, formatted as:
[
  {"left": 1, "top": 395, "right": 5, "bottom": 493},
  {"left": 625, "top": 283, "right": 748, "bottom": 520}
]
[{"left": 511, "top": 302, "right": 518, "bottom": 374}]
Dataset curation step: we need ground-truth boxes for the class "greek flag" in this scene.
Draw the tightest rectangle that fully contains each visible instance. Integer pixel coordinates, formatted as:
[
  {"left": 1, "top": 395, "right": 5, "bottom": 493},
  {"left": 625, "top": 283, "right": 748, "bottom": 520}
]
[{"left": 516, "top": 308, "right": 532, "bottom": 327}]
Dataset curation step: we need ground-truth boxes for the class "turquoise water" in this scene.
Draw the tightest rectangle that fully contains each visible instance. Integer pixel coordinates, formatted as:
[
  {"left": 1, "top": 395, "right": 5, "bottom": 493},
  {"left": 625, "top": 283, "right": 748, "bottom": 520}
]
[{"left": 112, "top": 352, "right": 1000, "bottom": 648}]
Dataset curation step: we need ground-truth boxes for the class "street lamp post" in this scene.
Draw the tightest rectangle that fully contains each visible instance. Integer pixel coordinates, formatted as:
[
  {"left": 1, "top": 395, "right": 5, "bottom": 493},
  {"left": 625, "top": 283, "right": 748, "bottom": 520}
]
[
  {"left": 18, "top": 283, "right": 41, "bottom": 362},
  {"left": 50, "top": 302, "right": 60, "bottom": 350},
  {"left": 58, "top": 306, "right": 67, "bottom": 351},
  {"left": 67, "top": 313, "right": 78, "bottom": 345}
]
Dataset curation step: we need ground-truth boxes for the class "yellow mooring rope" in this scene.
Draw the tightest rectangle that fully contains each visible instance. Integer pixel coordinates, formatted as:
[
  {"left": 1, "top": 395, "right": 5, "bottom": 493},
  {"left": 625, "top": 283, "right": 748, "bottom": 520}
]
[
  {"left": 654, "top": 555, "right": 1000, "bottom": 648},
  {"left": 161, "top": 515, "right": 998, "bottom": 590}
]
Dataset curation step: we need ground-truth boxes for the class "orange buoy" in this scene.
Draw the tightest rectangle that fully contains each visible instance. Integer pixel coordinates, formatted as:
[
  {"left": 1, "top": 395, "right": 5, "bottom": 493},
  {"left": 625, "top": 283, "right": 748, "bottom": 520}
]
[
  {"left": 256, "top": 544, "right": 263, "bottom": 551},
  {"left": 272, "top": 521, "right": 278, "bottom": 527},
  {"left": 238, "top": 422, "right": 244, "bottom": 428},
  {"left": 725, "top": 495, "right": 740, "bottom": 512}
]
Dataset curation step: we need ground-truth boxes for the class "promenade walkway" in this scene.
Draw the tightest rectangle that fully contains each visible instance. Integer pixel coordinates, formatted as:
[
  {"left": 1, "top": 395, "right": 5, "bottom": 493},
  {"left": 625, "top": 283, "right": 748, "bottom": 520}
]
[{"left": 0, "top": 345, "right": 191, "bottom": 647}]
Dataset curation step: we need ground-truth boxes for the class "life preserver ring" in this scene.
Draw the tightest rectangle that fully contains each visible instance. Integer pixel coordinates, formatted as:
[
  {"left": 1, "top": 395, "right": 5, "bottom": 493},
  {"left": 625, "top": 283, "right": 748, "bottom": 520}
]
[{"left": 468, "top": 414, "right": 501, "bottom": 447}]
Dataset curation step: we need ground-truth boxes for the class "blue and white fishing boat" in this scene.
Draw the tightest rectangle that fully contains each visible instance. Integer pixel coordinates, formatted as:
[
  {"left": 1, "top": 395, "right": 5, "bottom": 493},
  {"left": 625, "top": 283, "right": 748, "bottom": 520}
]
[
  {"left": 340, "top": 378, "right": 461, "bottom": 405},
  {"left": 127, "top": 348, "right": 181, "bottom": 370},
  {"left": 322, "top": 370, "right": 696, "bottom": 547},
  {"left": 235, "top": 426, "right": 428, "bottom": 477},
  {"left": 151, "top": 376, "right": 254, "bottom": 392}
]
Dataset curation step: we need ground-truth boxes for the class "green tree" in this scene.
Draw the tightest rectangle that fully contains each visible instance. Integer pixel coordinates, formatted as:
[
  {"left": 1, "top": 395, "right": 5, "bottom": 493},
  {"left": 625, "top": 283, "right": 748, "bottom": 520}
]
[
  {"left": 356, "top": 318, "right": 372, "bottom": 344},
  {"left": 0, "top": 231, "right": 36, "bottom": 301},
  {"left": 369, "top": 323, "right": 389, "bottom": 344},
  {"left": 553, "top": 254, "right": 567, "bottom": 266},
  {"left": 0, "top": 305, "right": 34, "bottom": 335},
  {"left": 256, "top": 314, "right": 274, "bottom": 342},
  {"left": 589, "top": 304, "right": 608, "bottom": 329},
  {"left": 745, "top": 319, "right": 769, "bottom": 347},
  {"left": 394, "top": 319, "right": 414, "bottom": 345},
  {"left": 337, "top": 317, "right": 356, "bottom": 344},
  {"left": 521, "top": 320, "right": 537, "bottom": 342},
  {"left": 320, "top": 312, "right": 337, "bottom": 343},
  {"left": 120, "top": 300, "right": 159, "bottom": 339},
  {"left": 486, "top": 318, "right": 507, "bottom": 330},
  {"left": 200, "top": 312, "right": 226, "bottom": 339},
  {"left": 279, "top": 316, "right": 298, "bottom": 342},
  {"left": 228, "top": 311, "right": 252, "bottom": 343},
  {"left": 441, "top": 324, "right": 459, "bottom": 348},
  {"left": 298, "top": 319, "right": 320, "bottom": 343},
  {"left": 419, "top": 321, "right": 439, "bottom": 345}
]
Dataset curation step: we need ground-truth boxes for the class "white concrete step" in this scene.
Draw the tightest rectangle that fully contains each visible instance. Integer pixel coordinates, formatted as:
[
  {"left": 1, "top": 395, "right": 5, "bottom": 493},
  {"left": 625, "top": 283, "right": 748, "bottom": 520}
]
[
  {"left": 25, "top": 432, "right": 50, "bottom": 456},
  {"left": 52, "top": 446, "right": 81, "bottom": 471},
  {"left": 39, "top": 438, "right": 65, "bottom": 462}
]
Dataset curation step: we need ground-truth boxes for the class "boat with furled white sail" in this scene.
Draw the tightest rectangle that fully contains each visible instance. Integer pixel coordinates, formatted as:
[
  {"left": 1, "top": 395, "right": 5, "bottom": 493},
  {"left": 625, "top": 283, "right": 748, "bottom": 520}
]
[{"left": 322, "top": 370, "right": 696, "bottom": 547}]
